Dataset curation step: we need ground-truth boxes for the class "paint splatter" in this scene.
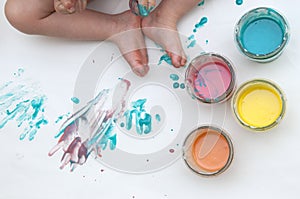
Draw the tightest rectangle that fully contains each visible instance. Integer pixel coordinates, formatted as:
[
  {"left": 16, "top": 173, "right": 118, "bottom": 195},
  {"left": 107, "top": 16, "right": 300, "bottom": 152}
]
[
  {"left": 180, "top": 83, "right": 186, "bottom": 89},
  {"left": 173, "top": 82, "right": 180, "bottom": 89},
  {"left": 48, "top": 79, "right": 131, "bottom": 171},
  {"left": 186, "top": 17, "right": 208, "bottom": 48},
  {"left": 236, "top": 0, "right": 243, "bottom": 5},
  {"left": 0, "top": 68, "right": 48, "bottom": 141},
  {"left": 71, "top": 97, "right": 80, "bottom": 104},
  {"left": 169, "top": 149, "right": 175, "bottom": 153},
  {"left": 155, "top": 114, "right": 161, "bottom": 122},
  {"left": 130, "top": 0, "right": 155, "bottom": 17},
  {"left": 123, "top": 99, "right": 153, "bottom": 135},
  {"left": 169, "top": 74, "right": 185, "bottom": 90},
  {"left": 158, "top": 53, "right": 172, "bottom": 66}
]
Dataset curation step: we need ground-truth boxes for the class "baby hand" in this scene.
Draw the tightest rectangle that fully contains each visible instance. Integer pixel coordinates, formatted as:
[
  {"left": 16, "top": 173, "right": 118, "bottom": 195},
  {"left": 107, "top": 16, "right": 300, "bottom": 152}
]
[
  {"left": 129, "top": 0, "right": 156, "bottom": 17},
  {"left": 54, "top": 0, "right": 87, "bottom": 14}
]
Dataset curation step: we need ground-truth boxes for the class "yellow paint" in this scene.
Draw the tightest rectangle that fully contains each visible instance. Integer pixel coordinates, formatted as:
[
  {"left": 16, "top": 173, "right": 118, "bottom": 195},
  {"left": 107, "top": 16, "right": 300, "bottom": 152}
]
[{"left": 236, "top": 81, "right": 283, "bottom": 128}]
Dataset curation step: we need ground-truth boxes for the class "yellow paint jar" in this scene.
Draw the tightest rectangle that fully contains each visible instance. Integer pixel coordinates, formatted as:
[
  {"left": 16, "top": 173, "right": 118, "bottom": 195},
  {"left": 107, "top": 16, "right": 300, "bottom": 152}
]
[{"left": 232, "top": 79, "right": 286, "bottom": 131}]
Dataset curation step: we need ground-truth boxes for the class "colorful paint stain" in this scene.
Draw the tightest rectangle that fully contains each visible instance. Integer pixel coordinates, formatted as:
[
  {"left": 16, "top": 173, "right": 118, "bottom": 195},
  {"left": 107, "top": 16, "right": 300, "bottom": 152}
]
[
  {"left": 0, "top": 68, "right": 48, "bottom": 141},
  {"left": 169, "top": 74, "right": 179, "bottom": 81},
  {"left": 123, "top": 98, "right": 156, "bottom": 135},
  {"left": 55, "top": 112, "right": 71, "bottom": 123},
  {"left": 233, "top": 79, "right": 285, "bottom": 131},
  {"left": 236, "top": 0, "right": 243, "bottom": 5},
  {"left": 48, "top": 79, "right": 131, "bottom": 171},
  {"left": 71, "top": 97, "right": 80, "bottom": 104}
]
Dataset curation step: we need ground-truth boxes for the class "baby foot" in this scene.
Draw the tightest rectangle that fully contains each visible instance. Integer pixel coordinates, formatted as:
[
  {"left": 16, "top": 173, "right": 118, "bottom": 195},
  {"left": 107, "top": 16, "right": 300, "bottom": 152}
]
[
  {"left": 54, "top": 0, "right": 87, "bottom": 14},
  {"left": 142, "top": 11, "right": 187, "bottom": 68},
  {"left": 109, "top": 11, "right": 149, "bottom": 77}
]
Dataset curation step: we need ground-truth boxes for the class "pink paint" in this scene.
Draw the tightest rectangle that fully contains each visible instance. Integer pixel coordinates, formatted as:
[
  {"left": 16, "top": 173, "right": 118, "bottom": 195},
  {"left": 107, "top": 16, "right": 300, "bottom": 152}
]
[{"left": 186, "top": 53, "right": 236, "bottom": 103}]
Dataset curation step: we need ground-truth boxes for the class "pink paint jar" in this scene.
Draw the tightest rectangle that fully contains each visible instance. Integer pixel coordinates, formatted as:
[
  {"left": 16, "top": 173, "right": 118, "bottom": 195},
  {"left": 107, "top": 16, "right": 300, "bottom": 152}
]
[{"left": 185, "top": 53, "right": 236, "bottom": 104}]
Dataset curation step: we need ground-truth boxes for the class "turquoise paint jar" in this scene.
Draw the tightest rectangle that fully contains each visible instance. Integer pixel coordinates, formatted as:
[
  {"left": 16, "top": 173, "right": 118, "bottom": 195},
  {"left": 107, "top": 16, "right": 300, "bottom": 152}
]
[{"left": 234, "top": 7, "right": 290, "bottom": 62}]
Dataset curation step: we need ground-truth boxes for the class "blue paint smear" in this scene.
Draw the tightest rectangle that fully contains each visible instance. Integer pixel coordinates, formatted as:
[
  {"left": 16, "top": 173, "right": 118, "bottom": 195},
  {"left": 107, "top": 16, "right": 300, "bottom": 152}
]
[
  {"left": 241, "top": 18, "right": 284, "bottom": 55},
  {"left": 187, "top": 40, "right": 197, "bottom": 48},
  {"left": 236, "top": 0, "right": 243, "bottom": 5},
  {"left": 187, "top": 17, "right": 208, "bottom": 48},
  {"left": 55, "top": 112, "right": 71, "bottom": 123},
  {"left": 123, "top": 99, "right": 153, "bottom": 135},
  {"left": 71, "top": 97, "right": 80, "bottom": 104},
  {"left": 137, "top": 4, "right": 154, "bottom": 17},
  {"left": 158, "top": 54, "right": 172, "bottom": 66},
  {"left": 169, "top": 74, "right": 179, "bottom": 81}
]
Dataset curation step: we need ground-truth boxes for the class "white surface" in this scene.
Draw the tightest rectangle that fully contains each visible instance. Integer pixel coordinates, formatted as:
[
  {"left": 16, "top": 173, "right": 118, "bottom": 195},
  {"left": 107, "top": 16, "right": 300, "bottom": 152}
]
[{"left": 0, "top": 0, "right": 300, "bottom": 199}]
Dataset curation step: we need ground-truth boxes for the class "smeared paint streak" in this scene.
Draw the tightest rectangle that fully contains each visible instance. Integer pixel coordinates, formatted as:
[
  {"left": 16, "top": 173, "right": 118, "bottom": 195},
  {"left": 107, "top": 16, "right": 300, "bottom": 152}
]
[
  {"left": 158, "top": 54, "right": 172, "bottom": 66},
  {"left": 71, "top": 97, "right": 80, "bottom": 104},
  {"left": 0, "top": 68, "right": 48, "bottom": 141},
  {"left": 130, "top": 0, "right": 155, "bottom": 17},
  {"left": 48, "top": 79, "right": 131, "bottom": 171},
  {"left": 236, "top": 0, "right": 243, "bottom": 5},
  {"left": 123, "top": 99, "right": 153, "bottom": 134}
]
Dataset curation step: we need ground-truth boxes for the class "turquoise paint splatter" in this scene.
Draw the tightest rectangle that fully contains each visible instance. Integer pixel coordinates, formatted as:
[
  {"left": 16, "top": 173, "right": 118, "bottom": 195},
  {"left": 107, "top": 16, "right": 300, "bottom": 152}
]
[
  {"left": 193, "top": 17, "right": 208, "bottom": 33},
  {"left": 236, "top": 0, "right": 243, "bottom": 5},
  {"left": 0, "top": 68, "right": 48, "bottom": 141},
  {"left": 187, "top": 17, "right": 208, "bottom": 48},
  {"left": 206, "top": 40, "right": 209, "bottom": 44},
  {"left": 187, "top": 40, "right": 197, "bottom": 48},
  {"left": 158, "top": 54, "right": 172, "bottom": 66},
  {"left": 137, "top": 4, "right": 154, "bottom": 17},
  {"left": 71, "top": 97, "right": 80, "bottom": 104},
  {"left": 169, "top": 74, "right": 179, "bottom": 81},
  {"left": 123, "top": 99, "right": 158, "bottom": 135}
]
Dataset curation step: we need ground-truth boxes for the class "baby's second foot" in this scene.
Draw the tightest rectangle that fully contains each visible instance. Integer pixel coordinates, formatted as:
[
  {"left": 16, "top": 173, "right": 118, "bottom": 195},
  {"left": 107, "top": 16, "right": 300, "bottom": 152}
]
[
  {"left": 142, "top": 11, "right": 187, "bottom": 68},
  {"left": 109, "top": 11, "right": 149, "bottom": 77}
]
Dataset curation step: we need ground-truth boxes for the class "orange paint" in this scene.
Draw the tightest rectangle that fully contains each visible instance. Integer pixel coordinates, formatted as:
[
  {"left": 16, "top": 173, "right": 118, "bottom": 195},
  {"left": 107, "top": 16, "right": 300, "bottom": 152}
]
[{"left": 192, "top": 129, "right": 230, "bottom": 172}]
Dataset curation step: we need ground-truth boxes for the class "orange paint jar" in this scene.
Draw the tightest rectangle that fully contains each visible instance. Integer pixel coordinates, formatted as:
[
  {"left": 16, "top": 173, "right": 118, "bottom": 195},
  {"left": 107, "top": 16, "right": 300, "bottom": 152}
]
[{"left": 183, "top": 126, "right": 234, "bottom": 176}]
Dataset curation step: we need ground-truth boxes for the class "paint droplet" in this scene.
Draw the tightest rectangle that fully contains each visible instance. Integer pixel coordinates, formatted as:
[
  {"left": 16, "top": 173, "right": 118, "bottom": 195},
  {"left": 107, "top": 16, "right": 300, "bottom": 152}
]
[
  {"left": 100, "top": 169, "right": 104, "bottom": 172},
  {"left": 155, "top": 114, "right": 161, "bottom": 122},
  {"left": 120, "top": 122, "right": 125, "bottom": 127},
  {"left": 71, "top": 97, "right": 80, "bottom": 104},
  {"left": 169, "top": 149, "right": 175, "bottom": 153},
  {"left": 236, "top": 0, "right": 243, "bottom": 5},
  {"left": 173, "top": 82, "right": 180, "bottom": 89},
  {"left": 180, "top": 83, "right": 186, "bottom": 89},
  {"left": 169, "top": 74, "right": 179, "bottom": 81},
  {"left": 206, "top": 40, "right": 209, "bottom": 44},
  {"left": 158, "top": 54, "right": 172, "bottom": 66}
]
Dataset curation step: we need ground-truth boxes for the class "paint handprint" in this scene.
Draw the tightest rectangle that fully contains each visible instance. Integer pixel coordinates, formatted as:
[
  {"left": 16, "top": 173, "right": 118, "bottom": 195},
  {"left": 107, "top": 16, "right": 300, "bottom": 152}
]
[{"left": 48, "top": 79, "right": 131, "bottom": 171}]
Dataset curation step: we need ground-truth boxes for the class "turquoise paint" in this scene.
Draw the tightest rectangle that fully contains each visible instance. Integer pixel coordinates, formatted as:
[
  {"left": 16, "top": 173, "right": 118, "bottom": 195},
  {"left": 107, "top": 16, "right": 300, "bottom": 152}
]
[
  {"left": 137, "top": 4, "right": 150, "bottom": 17},
  {"left": 169, "top": 74, "right": 179, "bottom": 81},
  {"left": 173, "top": 82, "right": 180, "bottom": 89},
  {"left": 55, "top": 112, "right": 71, "bottom": 123},
  {"left": 71, "top": 97, "right": 80, "bottom": 104},
  {"left": 241, "top": 18, "right": 284, "bottom": 55},
  {"left": 236, "top": 0, "right": 243, "bottom": 5},
  {"left": 158, "top": 54, "right": 172, "bottom": 66},
  {"left": 193, "top": 17, "right": 208, "bottom": 33},
  {"left": 123, "top": 99, "right": 154, "bottom": 135},
  {"left": 198, "top": 0, "right": 205, "bottom": 6}
]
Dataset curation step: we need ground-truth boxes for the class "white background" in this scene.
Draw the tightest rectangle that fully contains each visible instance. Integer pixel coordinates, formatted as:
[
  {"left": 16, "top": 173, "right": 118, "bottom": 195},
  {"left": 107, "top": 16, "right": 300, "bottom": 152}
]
[{"left": 1, "top": 0, "right": 300, "bottom": 198}]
